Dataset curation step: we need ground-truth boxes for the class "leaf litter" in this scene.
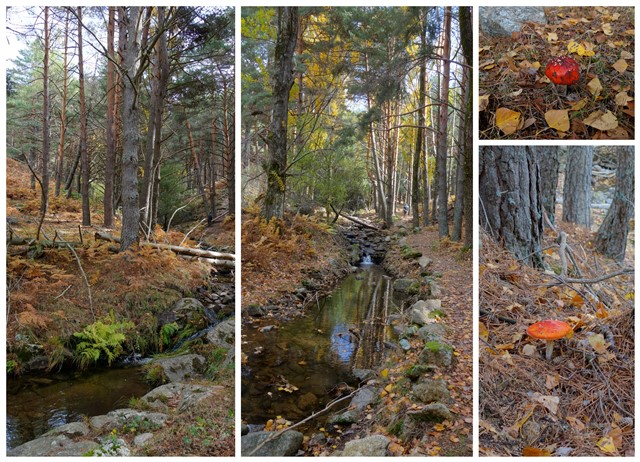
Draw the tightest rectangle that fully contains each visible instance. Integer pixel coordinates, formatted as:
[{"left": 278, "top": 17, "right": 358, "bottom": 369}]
[{"left": 479, "top": 6, "right": 634, "bottom": 140}]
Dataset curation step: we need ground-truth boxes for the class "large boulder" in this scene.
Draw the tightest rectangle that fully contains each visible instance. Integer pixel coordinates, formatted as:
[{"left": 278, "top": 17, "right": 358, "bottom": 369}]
[
  {"left": 393, "top": 278, "right": 419, "bottom": 294},
  {"left": 417, "top": 324, "right": 448, "bottom": 342},
  {"left": 338, "top": 434, "right": 389, "bottom": 457},
  {"left": 408, "top": 402, "right": 453, "bottom": 423},
  {"left": 205, "top": 317, "right": 235, "bottom": 349},
  {"left": 351, "top": 386, "right": 376, "bottom": 411},
  {"left": 152, "top": 354, "right": 205, "bottom": 382},
  {"left": 158, "top": 298, "right": 208, "bottom": 330},
  {"left": 241, "top": 430, "right": 303, "bottom": 456},
  {"left": 479, "top": 7, "right": 547, "bottom": 36}
]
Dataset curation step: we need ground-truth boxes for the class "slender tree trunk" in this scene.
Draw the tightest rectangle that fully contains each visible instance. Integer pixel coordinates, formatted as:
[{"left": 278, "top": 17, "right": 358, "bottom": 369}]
[
  {"left": 436, "top": 6, "right": 451, "bottom": 237},
  {"left": 119, "top": 6, "right": 142, "bottom": 251},
  {"left": 263, "top": 7, "right": 299, "bottom": 221},
  {"left": 77, "top": 7, "right": 90, "bottom": 226},
  {"left": 41, "top": 6, "right": 50, "bottom": 218},
  {"left": 222, "top": 77, "right": 234, "bottom": 215},
  {"left": 186, "top": 116, "right": 209, "bottom": 213},
  {"left": 562, "top": 147, "right": 593, "bottom": 228},
  {"left": 55, "top": 10, "right": 69, "bottom": 197},
  {"left": 412, "top": 11, "right": 427, "bottom": 228},
  {"left": 595, "top": 147, "right": 634, "bottom": 261},
  {"left": 104, "top": 6, "right": 116, "bottom": 227},
  {"left": 209, "top": 117, "right": 217, "bottom": 218}
]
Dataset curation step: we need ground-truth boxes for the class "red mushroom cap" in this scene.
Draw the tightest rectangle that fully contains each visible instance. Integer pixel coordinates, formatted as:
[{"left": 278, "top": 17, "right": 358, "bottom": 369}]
[
  {"left": 527, "top": 320, "right": 572, "bottom": 340},
  {"left": 545, "top": 56, "right": 580, "bottom": 85}
]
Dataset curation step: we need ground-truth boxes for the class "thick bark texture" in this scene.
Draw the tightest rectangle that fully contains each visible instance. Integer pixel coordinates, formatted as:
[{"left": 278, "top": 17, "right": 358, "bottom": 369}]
[
  {"left": 595, "top": 147, "right": 634, "bottom": 261},
  {"left": 479, "top": 146, "right": 544, "bottom": 268},
  {"left": 263, "top": 7, "right": 299, "bottom": 221},
  {"left": 533, "top": 146, "right": 560, "bottom": 225},
  {"left": 412, "top": 11, "right": 427, "bottom": 228},
  {"left": 77, "top": 7, "right": 90, "bottom": 226},
  {"left": 119, "top": 7, "right": 142, "bottom": 251},
  {"left": 55, "top": 10, "right": 69, "bottom": 197},
  {"left": 562, "top": 147, "right": 593, "bottom": 228}
]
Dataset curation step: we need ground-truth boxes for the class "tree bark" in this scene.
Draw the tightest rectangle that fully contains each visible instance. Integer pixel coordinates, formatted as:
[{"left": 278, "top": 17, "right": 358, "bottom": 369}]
[
  {"left": 436, "top": 6, "right": 451, "bottom": 237},
  {"left": 41, "top": 6, "right": 50, "bottom": 218},
  {"left": 533, "top": 146, "right": 560, "bottom": 225},
  {"left": 119, "top": 7, "right": 143, "bottom": 251},
  {"left": 479, "top": 146, "right": 544, "bottom": 268},
  {"left": 263, "top": 7, "right": 299, "bottom": 221},
  {"left": 595, "top": 147, "right": 634, "bottom": 261},
  {"left": 55, "top": 9, "right": 69, "bottom": 197},
  {"left": 104, "top": 6, "right": 116, "bottom": 228},
  {"left": 77, "top": 7, "right": 91, "bottom": 226},
  {"left": 459, "top": 6, "right": 473, "bottom": 249},
  {"left": 562, "top": 147, "right": 593, "bottom": 228}
]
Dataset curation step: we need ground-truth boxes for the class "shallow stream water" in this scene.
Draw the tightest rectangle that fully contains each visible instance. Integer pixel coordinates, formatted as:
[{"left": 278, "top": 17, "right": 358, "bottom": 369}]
[
  {"left": 242, "top": 265, "right": 400, "bottom": 425},
  {"left": 6, "top": 366, "right": 152, "bottom": 449}
]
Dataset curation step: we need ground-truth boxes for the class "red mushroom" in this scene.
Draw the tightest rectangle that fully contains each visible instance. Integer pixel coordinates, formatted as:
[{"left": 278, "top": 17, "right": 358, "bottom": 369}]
[
  {"left": 527, "top": 320, "right": 572, "bottom": 360},
  {"left": 545, "top": 56, "right": 580, "bottom": 98}
]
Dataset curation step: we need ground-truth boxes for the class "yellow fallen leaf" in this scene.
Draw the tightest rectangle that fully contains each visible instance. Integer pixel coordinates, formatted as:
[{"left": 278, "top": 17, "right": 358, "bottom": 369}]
[
  {"left": 384, "top": 384, "right": 393, "bottom": 393},
  {"left": 381, "top": 368, "right": 388, "bottom": 379},
  {"left": 615, "top": 91, "right": 633, "bottom": 107},
  {"left": 583, "top": 110, "right": 618, "bottom": 131},
  {"left": 522, "top": 447, "right": 552, "bottom": 456},
  {"left": 597, "top": 436, "right": 617, "bottom": 454},
  {"left": 479, "top": 94, "right": 490, "bottom": 112},
  {"left": 479, "top": 321, "right": 489, "bottom": 341},
  {"left": 567, "top": 40, "right": 580, "bottom": 54},
  {"left": 547, "top": 32, "right": 558, "bottom": 42},
  {"left": 620, "top": 50, "right": 633, "bottom": 59},
  {"left": 569, "top": 98, "right": 588, "bottom": 112},
  {"left": 495, "top": 343, "right": 514, "bottom": 350},
  {"left": 500, "top": 350, "right": 514, "bottom": 366},
  {"left": 566, "top": 416, "right": 585, "bottom": 431},
  {"left": 434, "top": 423, "right": 446, "bottom": 431},
  {"left": 586, "top": 77, "right": 603, "bottom": 98},
  {"left": 545, "top": 109, "right": 570, "bottom": 132},
  {"left": 577, "top": 42, "right": 596, "bottom": 57},
  {"left": 612, "top": 59, "right": 628, "bottom": 73},
  {"left": 507, "top": 402, "right": 536, "bottom": 438},
  {"left": 588, "top": 333, "right": 609, "bottom": 354},
  {"left": 602, "top": 23, "right": 613, "bottom": 36},
  {"left": 495, "top": 107, "right": 522, "bottom": 135}
]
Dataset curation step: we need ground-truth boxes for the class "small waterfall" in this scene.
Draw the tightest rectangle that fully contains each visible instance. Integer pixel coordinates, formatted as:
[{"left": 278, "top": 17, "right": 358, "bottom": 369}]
[{"left": 361, "top": 254, "right": 373, "bottom": 265}]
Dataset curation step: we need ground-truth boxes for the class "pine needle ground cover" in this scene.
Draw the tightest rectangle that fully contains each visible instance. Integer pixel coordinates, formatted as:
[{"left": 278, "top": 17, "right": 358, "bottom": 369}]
[{"left": 479, "top": 216, "right": 634, "bottom": 456}]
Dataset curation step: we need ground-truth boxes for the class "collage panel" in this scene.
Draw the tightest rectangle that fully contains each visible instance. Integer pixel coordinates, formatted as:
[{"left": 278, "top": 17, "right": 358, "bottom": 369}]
[
  {"left": 241, "top": 5, "right": 473, "bottom": 457},
  {"left": 478, "top": 6, "right": 634, "bottom": 140},
  {"left": 5, "top": 6, "right": 236, "bottom": 456},
  {"left": 478, "top": 146, "right": 635, "bottom": 456}
]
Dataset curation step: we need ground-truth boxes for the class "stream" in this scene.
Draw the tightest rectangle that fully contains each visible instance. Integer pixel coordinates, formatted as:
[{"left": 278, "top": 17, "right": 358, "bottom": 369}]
[
  {"left": 6, "top": 366, "right": 152, "bottom": 450},
  {"left": 242, "top": 264, "right": 401, "bottom": 426}
]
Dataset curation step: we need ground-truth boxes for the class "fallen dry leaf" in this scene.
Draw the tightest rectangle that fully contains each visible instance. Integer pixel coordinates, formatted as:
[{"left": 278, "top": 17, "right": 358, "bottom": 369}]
[
  {"left": 588, "top": 333, "right": 609, "bottom": 354},
  {"left": 531, "top": 392, "right": 559, "bottom": 414},
  {"left": 545, "top": 109, "right": 570, "bottom": 132},
  {"left": 495, "top": 107, "right": 521, "bottom": 135},
  {"left": 586, "top": 77, "right": 603, "bottom": 98},
  {"left": 597, "top": 436, "right": 617, "bottom": 454},
  {"left": 522, "top": 344, "right": 537, "bottom": 356},
  {"left": 545, "top": 373, "right": 560, "bottom": 390},
  {"left": 612, "top": 58, "right": 628, "bottom": 73},
  {"left": 479, "top": 94, "right": 490, "bottom": 112},
  {"left": 583, "top": 110, "right": 618, "bottom": 131},
  {"left": 522, "top": 447, "right": 553, "bottom": 456}
]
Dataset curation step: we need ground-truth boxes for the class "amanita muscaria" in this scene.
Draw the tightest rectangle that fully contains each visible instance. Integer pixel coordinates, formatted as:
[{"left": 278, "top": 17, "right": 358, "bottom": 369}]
[
  {"left": 527, "top": 319, "right": 572, "bottom": 360},
  {"left": 545, "top": 56, "right": 580, "bottom": 97}
]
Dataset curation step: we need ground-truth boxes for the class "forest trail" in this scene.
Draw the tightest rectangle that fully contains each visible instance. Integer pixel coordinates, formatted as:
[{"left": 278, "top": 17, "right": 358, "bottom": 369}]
[{"left": 390, "top": 225, "right": 473, "bottom": 455}]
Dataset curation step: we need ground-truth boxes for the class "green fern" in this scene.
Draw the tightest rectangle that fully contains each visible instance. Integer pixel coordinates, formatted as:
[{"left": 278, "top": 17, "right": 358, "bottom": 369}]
[
  {"left": 159, "top": 322, "right": 180, "bottom": 351},
  {"left": 73, "top": 316, "right": 134, "bottom": 369}
]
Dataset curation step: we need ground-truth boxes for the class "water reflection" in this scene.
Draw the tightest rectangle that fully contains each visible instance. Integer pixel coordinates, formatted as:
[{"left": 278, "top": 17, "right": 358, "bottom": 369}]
[{"left": 242, "top": 266, "right": 399, "bottom": 425}]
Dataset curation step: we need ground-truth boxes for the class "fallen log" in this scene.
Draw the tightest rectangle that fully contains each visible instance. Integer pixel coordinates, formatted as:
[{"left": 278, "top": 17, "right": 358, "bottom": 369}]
[
  {"left": 329, "top": 204, "right": 380, "bottom": 231},
  {"left": 7, "top": 238, "right": 81, "bottom": 248},
  {"left": 178, "top": 255, "right": 235, "bottom": 269},
  {"left": 94, "top": 232, "right": 235, "bottom": 262}
]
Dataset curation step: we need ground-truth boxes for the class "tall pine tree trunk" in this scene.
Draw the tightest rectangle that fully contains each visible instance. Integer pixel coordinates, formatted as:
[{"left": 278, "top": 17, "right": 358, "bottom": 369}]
[
  {"left": 104, "top": 6, "right": 116, "bottom": 227},
  {"left": 77, "top": 7, "right": 90, "bottom": 226},
  {"left": 562, "top": 147, "right": 593, "bottom": 228},
  {"left": 459, "top": 6, "right": 473, "bottom": 248},
  {"left": 55, "top": 10, "right": 69, "bottom": 197},
  {"left": 533, "top": 146, "right": 560, "bottom": 225},
  {"left": 436, "top": 6, "right": 451, "bottom": 237},
  {"left": 119, "top": 6, "right": 142, "bottom": 251},
  {"left": 41, "top": 6, "right": 50, "bottom": 219},
  {"left": 595, "top": 147, "right": 634, "bottom": 261},
  {"left": 263, "top": 7, "right": 298, "bottom": 221}
]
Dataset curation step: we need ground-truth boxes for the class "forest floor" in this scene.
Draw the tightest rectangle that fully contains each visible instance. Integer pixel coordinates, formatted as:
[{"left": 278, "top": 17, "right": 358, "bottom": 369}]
[
  {"left": 479, "top": 6, "right": 634, "bottom": 140},
  {"left": 5, "top": 157, "right": 235, "bottom": 455},
  {"left": 479, "top": 203, "right": 634, "bottom": 456}
]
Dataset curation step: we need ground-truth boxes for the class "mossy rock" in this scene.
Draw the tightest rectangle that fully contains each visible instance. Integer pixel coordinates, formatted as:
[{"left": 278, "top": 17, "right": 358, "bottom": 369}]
[
  {"left": 401, "top": 246, "right": 423, "bottom": 260},
  {"left": 419, "top": 341, "right": 454, "bottom": 368}
]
